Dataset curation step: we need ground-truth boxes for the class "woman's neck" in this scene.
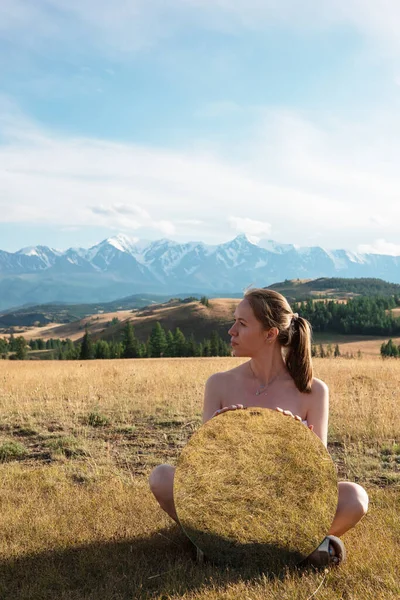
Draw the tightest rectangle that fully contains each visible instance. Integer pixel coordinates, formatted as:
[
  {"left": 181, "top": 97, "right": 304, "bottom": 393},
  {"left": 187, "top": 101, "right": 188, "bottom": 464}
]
[{"left": 248, "top": 347, "right": 289, "bottom": 387}]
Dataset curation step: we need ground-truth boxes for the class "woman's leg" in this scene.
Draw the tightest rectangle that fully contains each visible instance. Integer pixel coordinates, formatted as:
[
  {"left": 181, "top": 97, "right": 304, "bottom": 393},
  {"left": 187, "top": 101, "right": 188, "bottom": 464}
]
[
  {"left": 148, "top": 464, "right": 179, "bottom": 523},
  {"left": 328, "top": 481, "right": 369, "bottom": 537},
  {"left": 149, "top": 468, "right": 369, "bottom": 539}
]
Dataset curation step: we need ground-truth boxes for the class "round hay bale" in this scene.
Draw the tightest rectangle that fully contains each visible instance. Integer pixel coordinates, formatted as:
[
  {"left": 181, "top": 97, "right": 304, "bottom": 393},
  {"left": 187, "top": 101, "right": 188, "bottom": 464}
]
[{"left": 174, "top": 408, "right": 338, "bottom": 572}]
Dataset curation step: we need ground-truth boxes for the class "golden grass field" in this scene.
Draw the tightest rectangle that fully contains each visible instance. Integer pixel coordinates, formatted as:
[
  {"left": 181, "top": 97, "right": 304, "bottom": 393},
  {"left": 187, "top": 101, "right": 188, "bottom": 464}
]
[{"left": 0, "top": 357, "right": 398, "bottom": 599}]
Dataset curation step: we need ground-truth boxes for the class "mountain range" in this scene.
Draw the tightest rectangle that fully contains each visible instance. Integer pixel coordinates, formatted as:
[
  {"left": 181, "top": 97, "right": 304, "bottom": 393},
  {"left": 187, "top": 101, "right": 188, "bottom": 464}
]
[{"left": 1, "top": 233, "right": 399, "bottom": 310}]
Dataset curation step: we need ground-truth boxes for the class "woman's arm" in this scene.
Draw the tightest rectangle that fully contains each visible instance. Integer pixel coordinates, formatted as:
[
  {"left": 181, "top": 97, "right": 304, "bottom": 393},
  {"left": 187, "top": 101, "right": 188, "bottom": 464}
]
[
  {"left": 305, "top": 378, "right": 329, "bottom": 448},
  {"left": 202, "top": 373, "right": 224, "bottom": 424}
]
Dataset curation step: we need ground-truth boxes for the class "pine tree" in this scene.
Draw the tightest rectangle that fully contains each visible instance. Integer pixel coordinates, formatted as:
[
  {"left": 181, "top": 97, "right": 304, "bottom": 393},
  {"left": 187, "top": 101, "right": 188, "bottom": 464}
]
[
  {"left": 148, "top": 322, "right": 167, "bottom": 357},
  {"left": 122, "top": 321, "right": 140, "bottom": 358},
  {"left": 173, "top": 328, "right": 187, "bottom": 357},
  {"left": 386, "top": 339, "right": 395, "bottom": 357},
  {"left": 202, "top": 339, "right": 211, "bottom": 357},
  {"left": 64, "top": 339, "right": 78, "bottom": 360},
  {"left": 79, "top": 327, "right": 94, "bottom": 360},
  {"left": 0, "top": 338, "right": 8, "bottom": 358},
  {"left": 200, "top": 296, "right": 210, "bottom": 307},
  {"left": 109, "top": 341, "right": 123, "bottom": 359},
  {"left": 15, "top": 337, "right": 28, "bottom": 360},
  {"left": 95, "top": 340, "right": 111, "bottom": 359},
  {"left": 218, "top": 337, "right": 229, "bottom": 356},
  {"left": 210, "top": 331, "right": 220, "bottom": 356},
  {"left": 8, "top": 334, "right": 17, "bottom": 352},
  {"left": 164, "top": 331, "right": 175, "bottom": 357},
  {"left": 186, "top": 333, "right": 197, "bottom": 357}
]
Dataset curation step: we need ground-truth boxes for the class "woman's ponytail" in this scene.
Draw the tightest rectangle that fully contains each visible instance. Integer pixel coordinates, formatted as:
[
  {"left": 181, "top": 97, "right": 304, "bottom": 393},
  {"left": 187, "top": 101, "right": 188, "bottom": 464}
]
[{"left": 284, "top": 316, "right": 313, "bottom": 393}]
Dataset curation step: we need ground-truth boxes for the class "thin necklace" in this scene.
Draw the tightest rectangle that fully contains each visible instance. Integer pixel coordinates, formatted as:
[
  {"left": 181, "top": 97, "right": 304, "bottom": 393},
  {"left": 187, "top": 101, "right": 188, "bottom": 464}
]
[{"left": 249, "top": 362, "right": 286, "bottom": 396}]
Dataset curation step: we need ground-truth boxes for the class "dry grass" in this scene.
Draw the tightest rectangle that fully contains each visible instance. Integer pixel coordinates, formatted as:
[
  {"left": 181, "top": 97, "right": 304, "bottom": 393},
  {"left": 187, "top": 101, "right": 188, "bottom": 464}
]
[
  {"left": 1, "top": 310, "right": 137, "bottom": 342},
  {"left": 2, "top": 298, "right": 240, "bottom": 343},
  {"left": 0, "top": 357, "right": 398, "bottom": 599}
]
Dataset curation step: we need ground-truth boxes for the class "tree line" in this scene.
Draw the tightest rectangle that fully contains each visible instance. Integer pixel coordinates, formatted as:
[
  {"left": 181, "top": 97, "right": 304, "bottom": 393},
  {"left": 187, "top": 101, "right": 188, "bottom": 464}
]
[
  {"left": 293, "top": 296, "right": 400, "bottom": 336},
  {"left": 297, "top": 277, "right": 400, "bottom": 297},
  {"left": 0, "top": 321, "right": 231, "bottom": 360},
  {"left": 1, "top": 329, "right": 363, "bottom": 361}
]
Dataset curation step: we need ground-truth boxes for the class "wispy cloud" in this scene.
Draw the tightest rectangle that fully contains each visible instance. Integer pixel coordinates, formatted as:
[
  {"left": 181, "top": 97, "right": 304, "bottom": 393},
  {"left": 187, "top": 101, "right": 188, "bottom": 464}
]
[
  {"left": 1, "top": 98, "right": 400, "bottom": 251},
  {"left": 358, "top": 239, "right": 400, "bottom": 256},
  {"left": 2, "top": 1, "right": 400, "bottom": 59},
  {"left": 89, "top": 204, "right": 175, "bottom": 235},
  {"left": 228, "top": 216, "right": 272, "bottom": 237}
]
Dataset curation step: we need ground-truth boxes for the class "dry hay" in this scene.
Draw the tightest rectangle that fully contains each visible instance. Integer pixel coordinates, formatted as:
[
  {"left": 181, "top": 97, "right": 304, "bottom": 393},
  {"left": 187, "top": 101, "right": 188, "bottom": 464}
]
[{"left": 174, "top": 408, "right": 338, "bottom": 573}]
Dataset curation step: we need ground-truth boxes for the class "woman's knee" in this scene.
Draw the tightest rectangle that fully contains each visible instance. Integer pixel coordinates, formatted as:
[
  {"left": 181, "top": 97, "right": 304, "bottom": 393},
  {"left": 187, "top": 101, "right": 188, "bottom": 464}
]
[
  {"left": 339, "top": 481, "right": 369, "bottom": 517},
  {"left": 356, "top": 483, "right": 369, "bottom": 516},
  {"left": 148, "top": 464, "right": 175, "bottom": 494}
]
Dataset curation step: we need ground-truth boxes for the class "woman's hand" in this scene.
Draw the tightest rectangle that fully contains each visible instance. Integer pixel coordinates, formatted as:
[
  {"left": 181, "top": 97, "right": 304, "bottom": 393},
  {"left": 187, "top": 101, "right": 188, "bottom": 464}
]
[
  {"left": 212, "top": 404, "right": 247, "bottom": 418},
  {"left": 275, "top": 407, "right": 314, "bottom": 431}
]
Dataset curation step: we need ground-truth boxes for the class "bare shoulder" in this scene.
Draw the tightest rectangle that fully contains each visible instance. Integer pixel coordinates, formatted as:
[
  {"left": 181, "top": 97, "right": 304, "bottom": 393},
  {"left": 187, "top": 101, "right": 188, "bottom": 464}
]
[
  {"left": 310, "top": 377, "right": 329, "bottom": 397},
  {"left": 307, "top": 377, "right": 329, "bottom": 410},
  {"left": 205, "top": 370, "right": 227, "bottom": 389},
  {"left": 206, "top": 362, "right": 244, "bottom": 387}
]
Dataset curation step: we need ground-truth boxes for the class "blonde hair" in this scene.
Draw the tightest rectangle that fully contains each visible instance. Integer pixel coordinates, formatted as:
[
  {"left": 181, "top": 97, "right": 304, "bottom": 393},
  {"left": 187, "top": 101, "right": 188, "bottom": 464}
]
[{"left": 244, "top": 288, "right": 313, "bottom": 393}]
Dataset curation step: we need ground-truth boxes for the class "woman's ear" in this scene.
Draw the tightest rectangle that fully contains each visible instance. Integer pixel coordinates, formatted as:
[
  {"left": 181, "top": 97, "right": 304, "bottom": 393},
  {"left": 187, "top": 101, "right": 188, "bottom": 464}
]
[{"left": 265, "top": 327, "right": 279, "bottom": 343}]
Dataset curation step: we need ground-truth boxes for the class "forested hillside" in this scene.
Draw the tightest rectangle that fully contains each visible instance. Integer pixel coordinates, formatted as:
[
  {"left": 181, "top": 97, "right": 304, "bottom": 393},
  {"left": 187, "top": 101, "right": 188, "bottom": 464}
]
[
  {"left": 294, "top": 295, "right": 400, "bottom": 335},
  {"left": 269, "top": 277, "right": 400, "bottom": 301}
]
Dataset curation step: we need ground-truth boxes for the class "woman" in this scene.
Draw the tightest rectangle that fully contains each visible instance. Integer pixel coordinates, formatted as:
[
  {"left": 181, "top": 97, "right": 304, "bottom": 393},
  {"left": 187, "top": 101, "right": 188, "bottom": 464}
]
[{"left": 149, "top": 288, "right": 369, "bottom": 566}]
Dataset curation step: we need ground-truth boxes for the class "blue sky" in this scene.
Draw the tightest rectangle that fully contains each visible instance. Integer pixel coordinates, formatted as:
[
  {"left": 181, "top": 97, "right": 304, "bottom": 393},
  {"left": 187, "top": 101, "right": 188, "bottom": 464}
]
[{"left": 2, "top": 0, "right": 400, "bottom": 254}]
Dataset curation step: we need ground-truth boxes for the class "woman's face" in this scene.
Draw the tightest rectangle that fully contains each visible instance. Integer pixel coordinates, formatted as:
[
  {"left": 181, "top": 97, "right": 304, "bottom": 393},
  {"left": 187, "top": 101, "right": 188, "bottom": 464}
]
[{"left": 228, "top": 298, "right": 266, "bottom": 356}]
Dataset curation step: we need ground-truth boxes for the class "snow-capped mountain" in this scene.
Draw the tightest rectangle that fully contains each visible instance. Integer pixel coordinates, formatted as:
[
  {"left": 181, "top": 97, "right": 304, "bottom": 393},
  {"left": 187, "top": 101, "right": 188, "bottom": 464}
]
[{"left": 1, "top": 233, "right": 400, "bottom": 310}]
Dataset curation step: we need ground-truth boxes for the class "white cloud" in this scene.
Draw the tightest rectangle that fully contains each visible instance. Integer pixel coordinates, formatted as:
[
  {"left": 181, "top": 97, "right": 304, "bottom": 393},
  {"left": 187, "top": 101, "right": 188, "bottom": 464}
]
[
  {"left": 358, "top": 239, "right": 400, "bottom": 256},
  {"left": 90, "top": 203, "right": 150, "bottom": 220},
  {"left": 228, "top": 216, "right": 272, "bottom": 237},
  {"left": 2, "top": 100, "right": 400, "bottom": 250},
  {"left": 176, "top": 219, "right": 204, "bottom": 225}
]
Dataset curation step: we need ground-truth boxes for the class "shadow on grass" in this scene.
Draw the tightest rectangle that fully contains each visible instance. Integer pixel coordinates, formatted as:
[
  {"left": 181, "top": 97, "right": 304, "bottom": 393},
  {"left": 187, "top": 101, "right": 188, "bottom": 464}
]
[{"left": 0, "top": 524, "right": 312, "bottom": 600}]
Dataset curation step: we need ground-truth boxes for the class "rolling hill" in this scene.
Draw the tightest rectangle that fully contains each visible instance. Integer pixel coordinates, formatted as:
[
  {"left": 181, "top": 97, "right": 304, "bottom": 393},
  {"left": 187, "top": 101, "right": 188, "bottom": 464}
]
[
  {"left": 3, "top": 299, "right": 239, "bottom": 346},
  {"left": 2, "top": 276, "right": 399, "bottom": 332}
]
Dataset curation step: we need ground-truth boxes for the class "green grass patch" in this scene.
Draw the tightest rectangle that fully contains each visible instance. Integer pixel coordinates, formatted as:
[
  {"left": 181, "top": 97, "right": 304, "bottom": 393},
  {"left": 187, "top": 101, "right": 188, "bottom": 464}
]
[
  {"left": 114, "top": 425, "right": 136, "bottom": 434},
  {"left": 0, "top": 441, "right": 27, "bottom": 462},
  {"left": 85, "top": 412, "right": 111, "bottom": 427},
  {"left": 381, "top": 441, "right": 400, "bottom": 456},
  {"left": 44, "top": 436, "right": 88, "bottom": 458}
]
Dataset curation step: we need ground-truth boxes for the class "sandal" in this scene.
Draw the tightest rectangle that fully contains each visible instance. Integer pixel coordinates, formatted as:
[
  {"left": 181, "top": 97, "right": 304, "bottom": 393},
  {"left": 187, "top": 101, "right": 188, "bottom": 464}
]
[
  {"left": 303, "top": 535, "right": 346, "bottom": 568},
  {"left": 191, "top": 536, "right": 346, "bottom": 568}
]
